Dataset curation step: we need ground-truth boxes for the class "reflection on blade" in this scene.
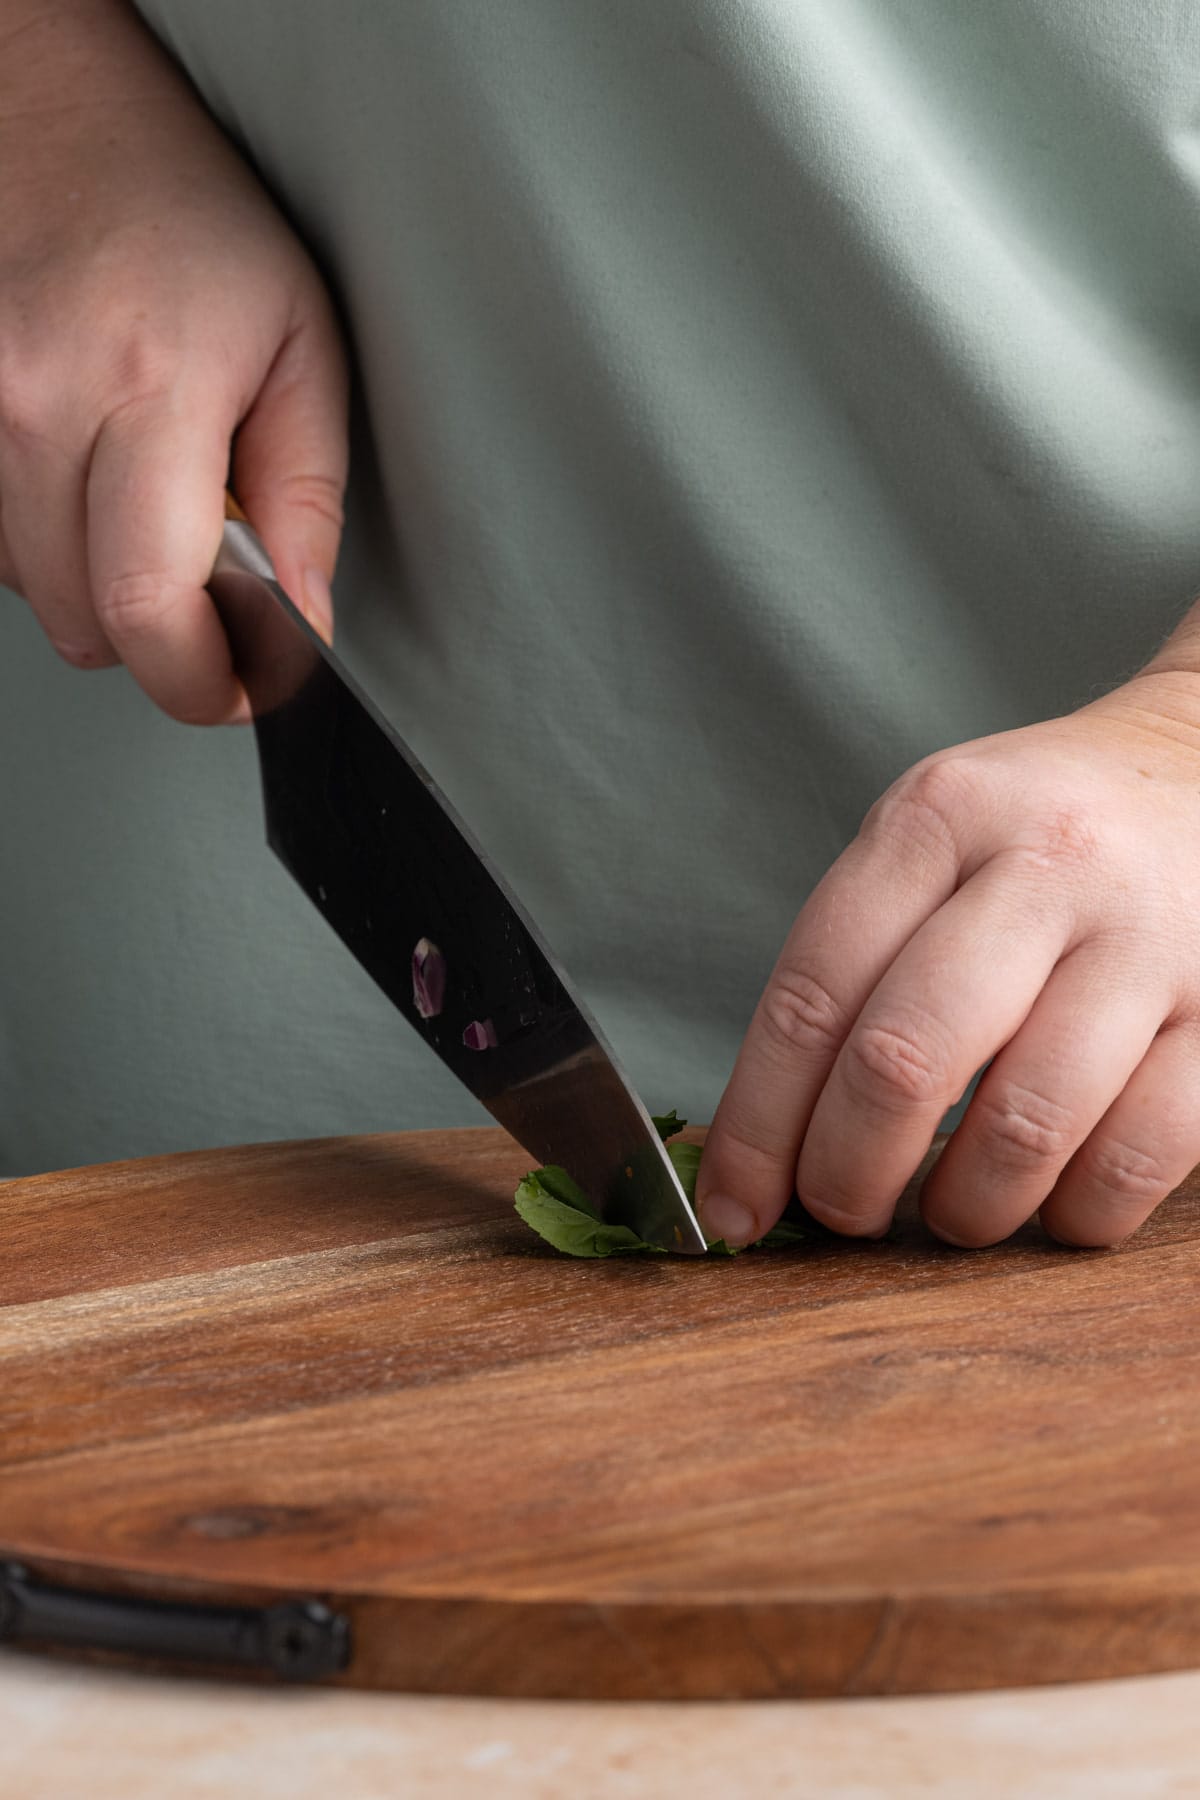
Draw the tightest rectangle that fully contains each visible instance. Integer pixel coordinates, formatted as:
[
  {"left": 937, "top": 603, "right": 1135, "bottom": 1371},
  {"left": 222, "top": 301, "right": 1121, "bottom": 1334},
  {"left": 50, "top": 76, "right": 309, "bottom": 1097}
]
[{"left": 208, "top": 521, "right": 707, "bottom": 1253}]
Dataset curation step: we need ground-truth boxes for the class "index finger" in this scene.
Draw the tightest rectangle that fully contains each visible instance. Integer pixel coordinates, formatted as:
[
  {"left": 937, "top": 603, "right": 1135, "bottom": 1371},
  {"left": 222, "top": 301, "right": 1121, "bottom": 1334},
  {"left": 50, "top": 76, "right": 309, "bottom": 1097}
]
[
  {"left": 87, "top": 389, "right": 247, "bottom": 725},
  {"left": 695, "top": 774, "right": 964, "bottom": 1247}
]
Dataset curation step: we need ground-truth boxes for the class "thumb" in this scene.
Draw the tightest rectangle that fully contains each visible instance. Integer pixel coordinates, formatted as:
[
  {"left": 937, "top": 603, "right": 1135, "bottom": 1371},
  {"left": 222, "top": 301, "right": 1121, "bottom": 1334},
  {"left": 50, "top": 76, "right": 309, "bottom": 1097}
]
[{"left": 233, "top": 292, "right": 349, "bottom": 644}]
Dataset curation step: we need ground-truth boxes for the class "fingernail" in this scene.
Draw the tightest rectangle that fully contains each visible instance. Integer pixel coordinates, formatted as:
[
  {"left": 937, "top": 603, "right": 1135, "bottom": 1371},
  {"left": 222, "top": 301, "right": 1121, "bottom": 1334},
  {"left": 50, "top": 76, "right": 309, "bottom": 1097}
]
[
  {"left": 698, "top": 1194, "right": 756, "bottom": 1248},
  {"left": 303, "top": 567, "right": 334, "bottom": 644},
  {"left": 926, "top": 1222, "right": 974, "bottom": 1248},
  {"left": 800, "top": 1197, "right": 891, "bottom": 1239}
]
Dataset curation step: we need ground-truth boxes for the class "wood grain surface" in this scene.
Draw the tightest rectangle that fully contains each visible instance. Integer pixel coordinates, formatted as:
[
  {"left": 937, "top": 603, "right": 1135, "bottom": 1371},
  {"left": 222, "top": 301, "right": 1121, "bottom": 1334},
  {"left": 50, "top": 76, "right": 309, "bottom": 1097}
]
[{"left": 3, "top": 1126, "right": 1200, "bottom": 1699}]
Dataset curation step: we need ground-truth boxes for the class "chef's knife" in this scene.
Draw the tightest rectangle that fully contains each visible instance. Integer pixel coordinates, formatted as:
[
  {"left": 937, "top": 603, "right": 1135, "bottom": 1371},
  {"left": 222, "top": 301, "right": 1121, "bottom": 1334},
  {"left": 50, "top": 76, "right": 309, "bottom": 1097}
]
[{"left": 207, "top": 500, "right": 707, "bottom": 1253}]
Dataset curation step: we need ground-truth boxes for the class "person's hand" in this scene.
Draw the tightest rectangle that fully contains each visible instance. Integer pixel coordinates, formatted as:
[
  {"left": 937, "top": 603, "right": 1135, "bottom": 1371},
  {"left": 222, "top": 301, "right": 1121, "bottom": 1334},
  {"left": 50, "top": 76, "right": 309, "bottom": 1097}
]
[
  {"left": 0, "top": 0, "right": 348, "bottom": 723},
  {"left": 696, "top": 669, "right": 1200, "bottom": 1250}
]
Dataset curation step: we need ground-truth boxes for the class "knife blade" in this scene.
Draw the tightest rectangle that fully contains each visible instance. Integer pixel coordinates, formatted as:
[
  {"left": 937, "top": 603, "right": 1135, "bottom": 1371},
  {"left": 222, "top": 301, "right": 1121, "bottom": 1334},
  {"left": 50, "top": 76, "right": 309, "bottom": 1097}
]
[{"left": 207, "top": 507, "right": 708, "bottom": 1254}]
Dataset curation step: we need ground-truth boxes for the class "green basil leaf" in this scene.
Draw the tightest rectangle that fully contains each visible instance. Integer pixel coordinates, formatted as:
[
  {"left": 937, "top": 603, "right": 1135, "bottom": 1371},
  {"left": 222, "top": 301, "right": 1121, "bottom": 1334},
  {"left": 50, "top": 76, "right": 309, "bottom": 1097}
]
[
  {"left": 760, "top": 1216, "right": 812, "bottom": 1246},
  {"left": 513, "top": 1109, "right": 812, "bottom": 1258},
  {"left": 514, "top": 1168, "right": 665, "bottom": 1257},
  {"left": 665, "top": 1137, "right": 702, "bottom": 1199}
]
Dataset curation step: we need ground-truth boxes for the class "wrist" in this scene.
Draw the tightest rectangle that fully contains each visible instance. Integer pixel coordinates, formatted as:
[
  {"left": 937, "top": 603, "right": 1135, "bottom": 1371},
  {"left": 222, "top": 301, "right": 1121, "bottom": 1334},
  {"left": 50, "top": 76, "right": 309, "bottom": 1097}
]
[
  {"left": 1134, "top": 586, "right": 1200, "bottom": 683},
  {"left": 1082, "top": 668, "right": 1200, "bottom": 757}
]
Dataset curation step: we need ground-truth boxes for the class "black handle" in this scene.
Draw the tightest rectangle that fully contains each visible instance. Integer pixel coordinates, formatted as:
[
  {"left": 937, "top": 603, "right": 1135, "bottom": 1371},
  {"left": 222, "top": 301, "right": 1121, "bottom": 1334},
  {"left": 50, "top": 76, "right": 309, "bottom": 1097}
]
[{"left": 0, "top": 1562, "right": 351, "bottom": 1681}]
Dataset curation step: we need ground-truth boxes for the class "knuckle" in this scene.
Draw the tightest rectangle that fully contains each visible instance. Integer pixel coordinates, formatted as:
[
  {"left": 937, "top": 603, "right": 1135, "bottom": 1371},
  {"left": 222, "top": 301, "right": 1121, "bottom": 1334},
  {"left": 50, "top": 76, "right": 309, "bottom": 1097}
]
[
  {"left": 1079, "top": 1136, "right": 1169, "bottom": 1207},
  {"left": 970, "top": 1080, "right": 1077, "bottom": 1170},
  {"left": 244, "top": 470, "right": 345, "bottom": 536},
  {"left": 104, "top": 326, "right": 179, "bottom": 411},
  {"left": 1012, "top": 805, "right": 1102, "bottom": 880},
  {"left": 0, "top": 301, "right": 186, "bottom": 472},
  {"left": 96, "top": 570, "right": 173, "bottom": 637},
  {"left": 759, "top": 966, "right": 846, "bottom": 1060},
  {"left": 0, "top": 361, "right": 56, "bottom": 451},
  {"left": 864, "top": 759, "right": 967, "bottom": 857},
  {"left": 0, "top": 336, "right": 170, "bottom": 454},
  {"left": 843, "top": 1016, "right": 951, "bottom": 1110},
  {"left": 706, "top": 1110, "right": 792, "bottom": 1180}
]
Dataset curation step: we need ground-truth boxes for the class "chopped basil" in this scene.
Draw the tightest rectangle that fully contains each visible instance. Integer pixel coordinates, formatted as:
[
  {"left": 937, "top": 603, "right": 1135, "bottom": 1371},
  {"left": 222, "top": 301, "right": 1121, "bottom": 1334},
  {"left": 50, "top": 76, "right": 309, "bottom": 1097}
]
[{"left": 514, "top": 1109, "right": 811, "bottom": 1258}]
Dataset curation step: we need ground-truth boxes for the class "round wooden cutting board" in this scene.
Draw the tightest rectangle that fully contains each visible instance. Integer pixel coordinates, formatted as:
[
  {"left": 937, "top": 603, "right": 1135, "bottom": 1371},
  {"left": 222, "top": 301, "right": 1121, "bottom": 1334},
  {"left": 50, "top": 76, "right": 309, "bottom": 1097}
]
[{"left": 3, "top": 1126, "right": 1200, "bottom": 1699}]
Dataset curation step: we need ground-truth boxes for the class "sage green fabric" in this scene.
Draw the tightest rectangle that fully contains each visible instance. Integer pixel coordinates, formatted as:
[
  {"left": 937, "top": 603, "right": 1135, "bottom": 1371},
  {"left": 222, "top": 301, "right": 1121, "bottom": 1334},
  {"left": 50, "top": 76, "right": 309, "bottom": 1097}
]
[{"left": 5, "top": 0, "right": 1200, "bottom": 1174}]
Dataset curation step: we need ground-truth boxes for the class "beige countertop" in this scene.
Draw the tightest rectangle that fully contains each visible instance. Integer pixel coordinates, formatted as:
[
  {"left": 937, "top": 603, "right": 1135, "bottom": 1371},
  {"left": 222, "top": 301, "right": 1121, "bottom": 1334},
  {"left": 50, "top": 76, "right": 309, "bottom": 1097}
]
[{"left": 3, "top": 1655, "right": 1198, "bottom": 1798}]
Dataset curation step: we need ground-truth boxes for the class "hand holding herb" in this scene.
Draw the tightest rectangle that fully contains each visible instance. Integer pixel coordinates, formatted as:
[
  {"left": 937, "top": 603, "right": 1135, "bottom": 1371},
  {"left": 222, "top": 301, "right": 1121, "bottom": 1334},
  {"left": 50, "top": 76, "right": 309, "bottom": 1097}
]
[
  {"left": 514, "top": 1111, "right": 810, "bottom": 1257},
  {"left": 697, "top": 672, "right": 1200, "bottom": 1251}
]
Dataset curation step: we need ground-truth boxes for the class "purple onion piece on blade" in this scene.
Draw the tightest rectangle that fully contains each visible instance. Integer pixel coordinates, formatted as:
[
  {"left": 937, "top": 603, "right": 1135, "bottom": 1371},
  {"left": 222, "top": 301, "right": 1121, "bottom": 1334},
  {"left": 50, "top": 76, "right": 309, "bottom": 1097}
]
[
  {"left": 462, "top": 1018, "right": 498, "bottom": 1051},
  {"left": 411, "top": 937, "right": 446, "bottom": 1019}
]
